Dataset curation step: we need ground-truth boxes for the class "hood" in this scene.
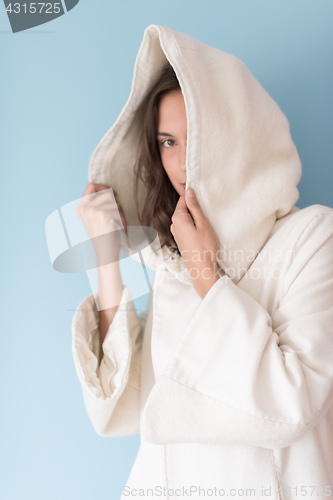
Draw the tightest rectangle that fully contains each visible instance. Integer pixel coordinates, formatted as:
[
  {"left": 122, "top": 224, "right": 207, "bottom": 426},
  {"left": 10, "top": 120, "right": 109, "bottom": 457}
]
[{"left": 88, "top": 24, "right": 302, "bottom": 284}]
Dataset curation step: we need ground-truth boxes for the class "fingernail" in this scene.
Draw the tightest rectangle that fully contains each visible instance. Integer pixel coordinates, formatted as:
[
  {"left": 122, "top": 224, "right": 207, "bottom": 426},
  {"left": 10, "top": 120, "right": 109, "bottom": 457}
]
[{"left": 186, "top": 188, "right": 195, "bottom": 197}]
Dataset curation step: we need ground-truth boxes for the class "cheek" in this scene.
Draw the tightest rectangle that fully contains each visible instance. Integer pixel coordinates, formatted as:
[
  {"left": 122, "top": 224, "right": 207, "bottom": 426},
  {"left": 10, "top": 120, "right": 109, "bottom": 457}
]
[
  {"left": 160, "top": 152, "right": 172, "bottom": 175},
  {"left": 161, "top": 149, "right": 177, "bottom": 169},
  {"left": 163, "top": 162, "right": 177, "bottom": 184}
]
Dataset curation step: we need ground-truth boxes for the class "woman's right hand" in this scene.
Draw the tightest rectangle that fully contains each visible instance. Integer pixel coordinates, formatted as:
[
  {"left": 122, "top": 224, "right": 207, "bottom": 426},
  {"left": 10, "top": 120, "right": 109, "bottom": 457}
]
[{"left": 76, "top": 182, "right": 128, "bottom": 264}]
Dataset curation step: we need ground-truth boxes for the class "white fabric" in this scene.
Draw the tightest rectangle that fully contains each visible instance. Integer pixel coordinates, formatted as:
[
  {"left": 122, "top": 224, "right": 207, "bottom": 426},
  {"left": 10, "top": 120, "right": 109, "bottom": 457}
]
[
  {"left": 87, "top": 25, "right": 302, "bottom": 282},
  {"left": 71, "top": 24, "right": 333, "bottom": 500}
]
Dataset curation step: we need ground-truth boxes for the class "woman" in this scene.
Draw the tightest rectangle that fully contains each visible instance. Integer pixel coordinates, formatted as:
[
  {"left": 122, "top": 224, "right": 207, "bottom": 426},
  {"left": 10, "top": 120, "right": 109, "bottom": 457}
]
[{"left": 72, "top": 25, "right": 333, "bottom": 499}]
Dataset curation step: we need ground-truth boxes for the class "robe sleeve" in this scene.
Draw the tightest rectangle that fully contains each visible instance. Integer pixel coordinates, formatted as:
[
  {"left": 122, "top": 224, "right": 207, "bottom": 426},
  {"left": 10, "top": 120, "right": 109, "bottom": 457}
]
[
  {"left": 72, "top": 285, "right": 147, "bottom": 437},
  {"left": 142, "top": 211, "right": 333, "bottom": 449}
]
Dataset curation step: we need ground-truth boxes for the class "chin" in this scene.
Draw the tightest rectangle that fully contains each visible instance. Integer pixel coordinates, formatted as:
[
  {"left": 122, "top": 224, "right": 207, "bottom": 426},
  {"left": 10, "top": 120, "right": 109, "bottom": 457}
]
[{"left": 173, "top": 185, "right": 183, "bottom": 196}]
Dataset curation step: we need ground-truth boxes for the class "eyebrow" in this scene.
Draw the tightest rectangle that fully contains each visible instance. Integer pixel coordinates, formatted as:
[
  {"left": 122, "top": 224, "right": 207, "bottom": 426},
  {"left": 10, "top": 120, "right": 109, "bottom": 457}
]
[{"left": 157, "top": 132, "right": 173, "bottom": 137}]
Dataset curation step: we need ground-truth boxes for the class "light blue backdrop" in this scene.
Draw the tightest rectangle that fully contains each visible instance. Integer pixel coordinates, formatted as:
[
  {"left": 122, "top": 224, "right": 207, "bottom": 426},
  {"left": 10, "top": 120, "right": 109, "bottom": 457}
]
[{"left": 1, "top": 1, "right": 332, "bottom": 499}]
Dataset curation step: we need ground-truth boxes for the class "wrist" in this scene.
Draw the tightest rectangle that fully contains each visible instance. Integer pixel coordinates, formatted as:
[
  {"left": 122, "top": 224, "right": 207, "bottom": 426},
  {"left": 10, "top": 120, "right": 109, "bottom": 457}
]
[
  {"left": 193, "top": 261, "right": 221, "bottom": 299},
  {"left": 196, "top": 275, "right": 220, "bottom": 300}
]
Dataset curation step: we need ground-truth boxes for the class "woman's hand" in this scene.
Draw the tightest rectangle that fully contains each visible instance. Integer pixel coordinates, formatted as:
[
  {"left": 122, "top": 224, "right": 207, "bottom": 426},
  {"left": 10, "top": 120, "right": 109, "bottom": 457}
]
[
  {"left": 170, "top": 188, "right": 223, "bottom": 299},
  {"left": 77, "top": 183, "right": 128, "bottom": 359},
  {"left": 77, "top": 183, "right": 128, "bottom": 264}
]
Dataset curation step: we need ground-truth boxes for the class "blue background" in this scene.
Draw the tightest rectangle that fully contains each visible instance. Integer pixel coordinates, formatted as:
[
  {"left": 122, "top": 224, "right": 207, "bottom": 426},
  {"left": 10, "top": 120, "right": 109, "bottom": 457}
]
[{"left": 1, "top": 1, "right": 332, "bottom": 499}]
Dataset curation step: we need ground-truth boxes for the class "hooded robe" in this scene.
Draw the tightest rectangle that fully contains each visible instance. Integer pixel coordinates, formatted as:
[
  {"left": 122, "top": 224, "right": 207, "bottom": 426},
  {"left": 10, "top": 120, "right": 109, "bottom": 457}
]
[{"left": 72, "top": 24, "right": 333, "bottom": 499}]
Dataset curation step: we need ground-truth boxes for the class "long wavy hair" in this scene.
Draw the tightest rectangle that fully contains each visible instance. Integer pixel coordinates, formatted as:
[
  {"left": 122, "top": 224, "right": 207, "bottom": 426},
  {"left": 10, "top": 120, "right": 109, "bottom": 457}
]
[{"left": 133, "top": 63, "right": 182, "bottom": 256}]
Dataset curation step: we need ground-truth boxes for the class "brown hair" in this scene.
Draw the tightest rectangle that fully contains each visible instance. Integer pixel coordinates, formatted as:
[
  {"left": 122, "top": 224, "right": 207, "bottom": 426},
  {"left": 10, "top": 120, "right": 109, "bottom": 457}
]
[{"left": 133, "top": 63, "right": 182, "bottom": 255}]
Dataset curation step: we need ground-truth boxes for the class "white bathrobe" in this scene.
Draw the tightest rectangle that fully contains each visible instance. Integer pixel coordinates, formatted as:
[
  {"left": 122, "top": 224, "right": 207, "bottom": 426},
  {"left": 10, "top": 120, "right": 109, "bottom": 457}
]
[{"left": 71, "top": 25, "right": 333, "bottom": 499}]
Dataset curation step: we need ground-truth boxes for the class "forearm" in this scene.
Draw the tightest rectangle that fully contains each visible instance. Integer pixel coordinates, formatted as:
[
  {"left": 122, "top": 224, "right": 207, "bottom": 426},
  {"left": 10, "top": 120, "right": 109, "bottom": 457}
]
[
  {"left": 97, "top": 260, "right": 124, "bottom": 364},
  {"left": 194, "top": 262, "right": 225, "bottom": 300}
]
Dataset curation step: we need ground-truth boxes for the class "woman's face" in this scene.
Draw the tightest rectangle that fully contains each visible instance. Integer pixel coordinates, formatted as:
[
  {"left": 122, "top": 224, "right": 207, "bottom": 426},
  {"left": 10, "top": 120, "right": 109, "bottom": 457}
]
[{"left": 157, "top": 90, "right": 187, "bottom": 195}]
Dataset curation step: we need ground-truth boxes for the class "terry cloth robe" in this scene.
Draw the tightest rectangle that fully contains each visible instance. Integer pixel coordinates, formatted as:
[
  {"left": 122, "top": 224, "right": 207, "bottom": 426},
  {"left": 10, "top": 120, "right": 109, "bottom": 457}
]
[{"left": 71, "top": 24, "right": 333, "bottom": 500}]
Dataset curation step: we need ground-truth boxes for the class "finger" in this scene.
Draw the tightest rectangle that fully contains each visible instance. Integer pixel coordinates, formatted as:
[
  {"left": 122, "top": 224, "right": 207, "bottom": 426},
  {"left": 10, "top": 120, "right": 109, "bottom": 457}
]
[
  {"left": 90, "top": 192, "right": 115, "bottom": 207},
  {"left": 174, "top": 195, "right": 190, "bottom": 215},
  {"left": 175, "top": 195, "right": 195, "bottom": 221},
  {"left": 114, "top": 201, "right": 127, "bottom": 231},
  {"left": 78, "top": 184, "right": 99, "bottom": 212},
  {"left": 83, "top": 189, "right": 124, "bottom": 219},
  {"left": 119, "top": 212, "right": 127, "bottom": 232},
  {"left": 80, "top": 184, "right": 126, "bottom": 229},
  {"left": 184, "top": 188, "right": 206, "bottom": 227},
  {"left": 93, "top": 185, "right": 119, "bottom": 207},
  {"left": 86, "top": 188, "right": 118, "bottom": 209},
  {"left": 94, "top": 184, "right": 115, "bottom": 195},
  {"left": 82, "top": 183, "right": 99, "bottom": 197},
  {"left": 79, "top": 195, "right": 125, "bottom": 228},
  {"left": 82, "top": 183, "right": 114, "bottom": 197},
  {"left": 172, "top": 195, "right": 195, "bottom": 228},
  {"left": 107, "top": 201, "right": 128, "bottom": 232},
  {"left": 94, "top": 201, "right": 127, "bottom": 230}
]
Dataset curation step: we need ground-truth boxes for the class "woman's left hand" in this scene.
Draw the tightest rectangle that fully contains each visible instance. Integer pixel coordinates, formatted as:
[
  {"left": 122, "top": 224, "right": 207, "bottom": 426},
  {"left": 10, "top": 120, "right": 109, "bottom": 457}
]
[{"left": 170, "top": 188, "right": 223, "bottom": 299}]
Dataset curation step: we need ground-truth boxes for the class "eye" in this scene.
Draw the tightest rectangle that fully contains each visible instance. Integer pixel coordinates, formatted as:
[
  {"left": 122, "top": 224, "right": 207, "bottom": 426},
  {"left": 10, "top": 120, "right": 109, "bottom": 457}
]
[{"left": 161, "top": 139, "right": 176, "bottom": 148}]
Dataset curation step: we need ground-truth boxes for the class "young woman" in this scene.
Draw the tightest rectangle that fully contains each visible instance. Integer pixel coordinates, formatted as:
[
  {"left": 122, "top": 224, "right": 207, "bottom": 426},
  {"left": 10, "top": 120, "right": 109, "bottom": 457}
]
[{"left": 72, "top": 25, "right": 333, "bottom": 500}]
